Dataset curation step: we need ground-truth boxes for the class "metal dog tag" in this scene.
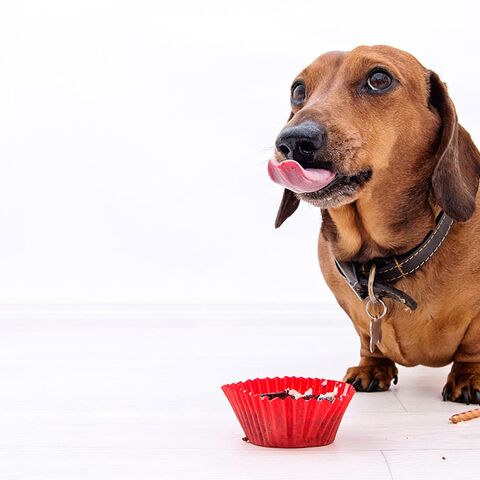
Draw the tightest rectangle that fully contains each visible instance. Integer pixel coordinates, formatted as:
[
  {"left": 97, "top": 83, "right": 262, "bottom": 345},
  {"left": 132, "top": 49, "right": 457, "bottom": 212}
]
[
  {"left": 365, "top": 298, "right": 387, "bottom": 353},
  {"left": 369, "top": 316, "right": 383, "bottom": 353}
]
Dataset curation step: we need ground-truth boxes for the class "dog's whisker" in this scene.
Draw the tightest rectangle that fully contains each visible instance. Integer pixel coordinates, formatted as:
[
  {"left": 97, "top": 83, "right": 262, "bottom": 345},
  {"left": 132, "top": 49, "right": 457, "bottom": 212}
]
[{"left": 255, "top": 146, "right": 275, "bottom": 165}]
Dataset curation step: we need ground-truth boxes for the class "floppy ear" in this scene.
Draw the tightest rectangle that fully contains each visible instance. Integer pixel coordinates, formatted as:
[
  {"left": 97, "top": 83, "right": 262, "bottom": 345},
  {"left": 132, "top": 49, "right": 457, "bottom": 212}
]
[
  {"left": 429, "top": 71, "right": 480, "bottom": 222},
  {"left": 274, "top": 189, "right": 300, "bottom": 228}
]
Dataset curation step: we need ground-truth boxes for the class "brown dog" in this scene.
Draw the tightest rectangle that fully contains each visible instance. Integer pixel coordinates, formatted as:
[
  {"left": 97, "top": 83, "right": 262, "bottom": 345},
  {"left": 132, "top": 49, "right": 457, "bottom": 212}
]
[{"left": 270, "top": 45, "right": 480, "bottom": 403}]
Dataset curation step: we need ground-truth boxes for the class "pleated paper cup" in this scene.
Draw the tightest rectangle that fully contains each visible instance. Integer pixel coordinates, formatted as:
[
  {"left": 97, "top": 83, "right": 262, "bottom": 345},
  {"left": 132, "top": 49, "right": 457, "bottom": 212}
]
[{"left": 222, "top": 376, "right": 354, "bottom": 448}]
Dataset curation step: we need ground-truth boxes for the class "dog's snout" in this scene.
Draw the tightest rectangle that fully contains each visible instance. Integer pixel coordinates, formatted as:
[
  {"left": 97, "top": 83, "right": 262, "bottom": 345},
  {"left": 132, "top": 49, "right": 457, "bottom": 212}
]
[{"left": 275, "top": 122, "right": 326, "bottom": 162}]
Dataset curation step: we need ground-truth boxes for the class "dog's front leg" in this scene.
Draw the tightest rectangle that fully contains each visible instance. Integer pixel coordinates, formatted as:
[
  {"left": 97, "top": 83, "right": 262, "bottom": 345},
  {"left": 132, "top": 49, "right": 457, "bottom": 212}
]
[
  {"left": 442, "top": 319, "right": 480, "bottom": 404},
  {"left": 343, "top": 331, "right": 398, "bottom": 392}
]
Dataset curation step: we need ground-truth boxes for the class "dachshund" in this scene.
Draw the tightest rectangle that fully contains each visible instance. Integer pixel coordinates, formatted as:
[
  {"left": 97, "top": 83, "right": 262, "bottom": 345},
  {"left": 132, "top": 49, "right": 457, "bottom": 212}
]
[{"left": 269, "top": 45, "right": 480, "bottom": 404}]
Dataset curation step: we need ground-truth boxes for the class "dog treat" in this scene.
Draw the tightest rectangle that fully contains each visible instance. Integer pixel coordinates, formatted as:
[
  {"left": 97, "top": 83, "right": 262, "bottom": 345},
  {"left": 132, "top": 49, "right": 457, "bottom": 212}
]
[
  {"left": 449, "top": 407, "right": 480, "bottom": 424},
  {"left": 259, "top": 389, "right": 292, "bottom": 400},
  {"left": 259, "top": 386, "right": 339, "bottom": 403},
  {"left": 259, "top": 388, "right": 309, "bottom": 400}
]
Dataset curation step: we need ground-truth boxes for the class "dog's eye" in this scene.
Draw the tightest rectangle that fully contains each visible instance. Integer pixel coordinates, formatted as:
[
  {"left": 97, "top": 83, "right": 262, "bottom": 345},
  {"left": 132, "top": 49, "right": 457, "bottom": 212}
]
[
  {"left": 366, "top": 71, "right": 393, "bottom": 92},
  {"left": 291, "top": 82, "right": 306, "bottom": 104}
]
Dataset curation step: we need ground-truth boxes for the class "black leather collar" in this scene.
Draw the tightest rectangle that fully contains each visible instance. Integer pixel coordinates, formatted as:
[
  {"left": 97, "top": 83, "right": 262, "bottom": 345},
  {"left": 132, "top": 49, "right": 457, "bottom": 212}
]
[{"left": 335, "top": 211, "right": 454, "bottom": 310}]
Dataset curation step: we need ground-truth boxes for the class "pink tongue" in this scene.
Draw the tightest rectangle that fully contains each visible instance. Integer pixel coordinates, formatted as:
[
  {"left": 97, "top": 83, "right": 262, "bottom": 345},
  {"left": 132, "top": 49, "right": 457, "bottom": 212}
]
[{"left": 267, "top": 157, "right": 336, "bottom": 193}]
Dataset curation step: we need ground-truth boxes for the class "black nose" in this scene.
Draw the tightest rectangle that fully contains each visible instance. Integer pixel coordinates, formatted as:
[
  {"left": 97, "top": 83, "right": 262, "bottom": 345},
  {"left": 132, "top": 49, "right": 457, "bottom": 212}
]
[{"left": 275, "top": 121, "right": 326, "bottom": 163}]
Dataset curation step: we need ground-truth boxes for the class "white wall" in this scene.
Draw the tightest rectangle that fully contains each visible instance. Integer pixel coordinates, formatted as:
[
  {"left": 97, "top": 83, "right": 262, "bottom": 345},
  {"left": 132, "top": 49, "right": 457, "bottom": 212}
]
[{"left": 0, "top": 0, "right": 478, "bottom": 303}]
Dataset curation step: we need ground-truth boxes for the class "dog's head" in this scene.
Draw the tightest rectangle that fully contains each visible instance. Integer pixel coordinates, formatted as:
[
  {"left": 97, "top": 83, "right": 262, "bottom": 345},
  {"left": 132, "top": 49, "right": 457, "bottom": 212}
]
[{"left": 271, "top": 45, "right": 480, "bottom": 227}]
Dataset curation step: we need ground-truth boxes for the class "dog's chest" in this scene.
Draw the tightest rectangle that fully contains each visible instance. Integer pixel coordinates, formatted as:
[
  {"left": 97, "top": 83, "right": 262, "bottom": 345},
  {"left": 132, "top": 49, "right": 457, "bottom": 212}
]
[
  {"left": 352, "top": 304, "right": 465, "bottom": 367},
  {"left": 318, "top": 237, "right": 475, "bottom": 367}
]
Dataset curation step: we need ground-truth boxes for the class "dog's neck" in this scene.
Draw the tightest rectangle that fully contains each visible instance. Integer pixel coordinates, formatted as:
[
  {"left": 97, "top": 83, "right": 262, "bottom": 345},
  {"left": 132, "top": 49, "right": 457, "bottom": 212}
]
[{"left": 321, "top": 175, "right": 440, "bottom": 263}]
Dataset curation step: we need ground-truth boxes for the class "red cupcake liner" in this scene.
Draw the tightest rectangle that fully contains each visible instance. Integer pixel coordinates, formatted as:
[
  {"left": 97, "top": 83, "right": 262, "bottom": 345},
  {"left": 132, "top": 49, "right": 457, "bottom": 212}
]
[{"left": 222, "top": 376, "right": 354, "bottom": 448}]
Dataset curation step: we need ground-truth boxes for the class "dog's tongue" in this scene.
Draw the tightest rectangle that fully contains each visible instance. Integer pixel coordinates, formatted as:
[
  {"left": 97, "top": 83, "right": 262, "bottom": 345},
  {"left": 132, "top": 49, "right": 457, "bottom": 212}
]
[{"left": 267, "top": 157, "right": 336, "bottom": 193}]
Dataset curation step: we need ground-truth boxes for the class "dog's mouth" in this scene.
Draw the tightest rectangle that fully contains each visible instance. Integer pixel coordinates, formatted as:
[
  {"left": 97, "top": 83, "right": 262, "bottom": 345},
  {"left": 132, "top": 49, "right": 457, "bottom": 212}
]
[
  {"left": 299, "top": 168, "right": 372, "bottom": 207},
  {"left": 268, "top": 156, "right": 372, "bottom": 205},
  {"left": 268, "top": 157, "right": 337, "bottom": 193}
]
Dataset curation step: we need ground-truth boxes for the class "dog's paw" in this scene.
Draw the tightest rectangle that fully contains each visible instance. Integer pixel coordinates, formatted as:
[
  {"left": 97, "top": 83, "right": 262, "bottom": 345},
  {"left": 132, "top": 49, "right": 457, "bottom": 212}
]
[
  {"left": 343, "top": 358, "right": 398, "bottom": 392},
  {"left": 442, "top": 363, "right": 480, "bottom": 404}
]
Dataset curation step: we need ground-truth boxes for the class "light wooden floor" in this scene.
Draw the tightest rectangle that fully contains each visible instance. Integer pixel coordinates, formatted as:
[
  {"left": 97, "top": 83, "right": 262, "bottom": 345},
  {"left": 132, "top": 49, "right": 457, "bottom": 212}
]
[{"left": 0, "top": 304, "right": 478, "bottom": 479}]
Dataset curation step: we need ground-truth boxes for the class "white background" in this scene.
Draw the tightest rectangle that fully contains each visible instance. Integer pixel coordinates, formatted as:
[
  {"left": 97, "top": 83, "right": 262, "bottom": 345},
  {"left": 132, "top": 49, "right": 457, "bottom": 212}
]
[{"left": 0, "top": 0, "right": 479, "bottom": 304}]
